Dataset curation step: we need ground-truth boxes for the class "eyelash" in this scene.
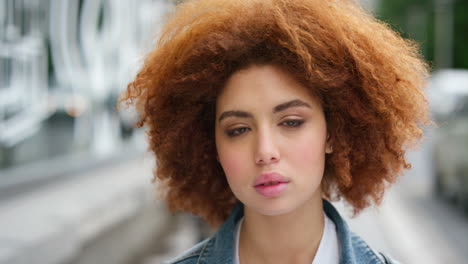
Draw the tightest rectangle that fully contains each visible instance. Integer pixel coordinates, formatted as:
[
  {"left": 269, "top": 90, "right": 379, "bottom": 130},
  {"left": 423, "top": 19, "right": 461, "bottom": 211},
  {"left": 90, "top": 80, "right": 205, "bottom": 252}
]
[{"left": 225, "top": 119, "right": 305, "bottom": 137}]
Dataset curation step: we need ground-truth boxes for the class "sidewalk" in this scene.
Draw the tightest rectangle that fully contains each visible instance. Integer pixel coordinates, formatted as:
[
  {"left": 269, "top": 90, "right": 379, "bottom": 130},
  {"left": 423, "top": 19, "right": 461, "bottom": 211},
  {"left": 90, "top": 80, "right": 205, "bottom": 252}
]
[{"left": 0, "top": 154, "right": 171, "bottom": 264}]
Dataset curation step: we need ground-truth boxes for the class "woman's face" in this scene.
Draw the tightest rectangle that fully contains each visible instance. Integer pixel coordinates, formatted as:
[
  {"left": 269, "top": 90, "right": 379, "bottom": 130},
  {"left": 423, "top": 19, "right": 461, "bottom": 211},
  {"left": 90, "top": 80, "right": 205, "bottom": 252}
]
[{"left": 215, "top": 64, "right": 332, "bottom": 216}]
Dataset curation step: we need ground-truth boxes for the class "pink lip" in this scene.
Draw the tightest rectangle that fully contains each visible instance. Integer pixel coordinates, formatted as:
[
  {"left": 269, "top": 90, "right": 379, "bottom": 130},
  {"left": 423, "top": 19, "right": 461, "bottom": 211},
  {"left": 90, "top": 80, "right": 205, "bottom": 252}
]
[{"left": 254, "top": 172, "right": 290, "bottom": 198}]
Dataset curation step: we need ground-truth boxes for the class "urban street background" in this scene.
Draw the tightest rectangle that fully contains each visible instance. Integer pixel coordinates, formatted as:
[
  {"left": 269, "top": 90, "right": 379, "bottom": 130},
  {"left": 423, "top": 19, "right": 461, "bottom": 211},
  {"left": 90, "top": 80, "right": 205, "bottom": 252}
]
[{"left": 1, "top": 0, "right": 467, "bottom": 263}]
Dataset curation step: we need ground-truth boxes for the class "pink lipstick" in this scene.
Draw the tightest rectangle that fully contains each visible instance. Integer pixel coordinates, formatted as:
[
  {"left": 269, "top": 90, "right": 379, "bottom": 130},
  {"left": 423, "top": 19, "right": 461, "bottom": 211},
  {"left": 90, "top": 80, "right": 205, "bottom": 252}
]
[{"left": 254, "top": 172, "right": 289, "bottom": 198}]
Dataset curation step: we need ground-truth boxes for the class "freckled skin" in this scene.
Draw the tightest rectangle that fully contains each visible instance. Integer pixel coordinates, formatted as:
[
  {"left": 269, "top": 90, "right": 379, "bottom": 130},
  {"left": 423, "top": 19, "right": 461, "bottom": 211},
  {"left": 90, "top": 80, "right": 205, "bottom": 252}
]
[{"left": 215, "top": 64, "right": 332, "bottom": 217}]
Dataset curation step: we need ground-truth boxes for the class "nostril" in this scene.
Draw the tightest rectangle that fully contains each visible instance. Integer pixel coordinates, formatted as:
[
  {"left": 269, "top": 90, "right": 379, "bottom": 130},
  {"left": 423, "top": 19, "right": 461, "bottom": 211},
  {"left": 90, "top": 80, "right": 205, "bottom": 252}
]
[{"left": 256, "top": 155, "right": 279, "bottom": 165}]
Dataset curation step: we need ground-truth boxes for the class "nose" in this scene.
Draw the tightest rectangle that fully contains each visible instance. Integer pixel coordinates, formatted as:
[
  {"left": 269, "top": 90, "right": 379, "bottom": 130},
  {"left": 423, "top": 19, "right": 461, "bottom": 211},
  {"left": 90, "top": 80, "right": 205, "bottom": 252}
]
[{"left": 255, "top": 128, "right": 280, "bottom": 165}]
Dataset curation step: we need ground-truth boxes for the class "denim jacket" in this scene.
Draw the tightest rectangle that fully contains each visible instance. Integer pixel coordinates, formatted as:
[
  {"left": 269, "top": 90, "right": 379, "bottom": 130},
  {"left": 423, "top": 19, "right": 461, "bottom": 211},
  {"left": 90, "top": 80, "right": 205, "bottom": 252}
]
[{"left": 165, "top": 200, "right": 400, "bottom": 264}]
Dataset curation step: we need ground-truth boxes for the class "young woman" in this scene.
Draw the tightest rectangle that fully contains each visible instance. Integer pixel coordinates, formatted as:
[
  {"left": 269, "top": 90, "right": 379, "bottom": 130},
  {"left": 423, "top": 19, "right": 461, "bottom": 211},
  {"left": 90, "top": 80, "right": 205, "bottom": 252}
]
[{"left": 120, "top": 0, "right": 431, "bottom": 263}]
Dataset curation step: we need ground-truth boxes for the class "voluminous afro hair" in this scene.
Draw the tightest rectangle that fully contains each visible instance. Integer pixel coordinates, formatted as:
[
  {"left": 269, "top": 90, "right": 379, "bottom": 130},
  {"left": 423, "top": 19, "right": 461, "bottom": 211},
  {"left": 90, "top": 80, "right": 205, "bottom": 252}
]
[{"left": 121, "top": 0, "right": 431, "bottom": 226}]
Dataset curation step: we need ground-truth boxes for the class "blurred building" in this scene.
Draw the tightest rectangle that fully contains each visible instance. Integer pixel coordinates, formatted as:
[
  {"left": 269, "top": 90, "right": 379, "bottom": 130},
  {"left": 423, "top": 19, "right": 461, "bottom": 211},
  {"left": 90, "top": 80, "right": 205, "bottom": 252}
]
[
  {"left": 0, "top": 2, "right": 174, "bottom": 264},
  {"left": 0, "top": 0, "right": 172, "bottom": 173}
]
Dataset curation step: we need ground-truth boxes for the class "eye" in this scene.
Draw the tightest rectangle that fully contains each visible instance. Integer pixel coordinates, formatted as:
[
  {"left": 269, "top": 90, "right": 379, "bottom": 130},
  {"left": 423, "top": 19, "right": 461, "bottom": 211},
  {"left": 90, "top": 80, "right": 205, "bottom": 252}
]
[
  {"left": 225, "top": 127, "right": 250, "bottom": 137},
  {"left": 281, "top": 119, "right": 304, "bottom": 127}
]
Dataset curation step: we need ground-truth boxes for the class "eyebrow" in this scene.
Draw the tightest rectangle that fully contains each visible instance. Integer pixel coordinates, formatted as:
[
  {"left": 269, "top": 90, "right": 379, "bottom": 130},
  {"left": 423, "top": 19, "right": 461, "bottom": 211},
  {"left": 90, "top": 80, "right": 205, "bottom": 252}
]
[{"left": 218, "top": 99, "right": 311, "bottom": 123}]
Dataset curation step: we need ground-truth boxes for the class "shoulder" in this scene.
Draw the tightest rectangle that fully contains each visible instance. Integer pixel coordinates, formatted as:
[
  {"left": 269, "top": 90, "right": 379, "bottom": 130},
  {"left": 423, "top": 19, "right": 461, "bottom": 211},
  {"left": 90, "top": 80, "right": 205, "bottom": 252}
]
[
  {"left": 323, "top": 200, "right": 401, "bottom": 264},
  {"left": 163, "top": 237, "right": 213, "bottom": 264},
  {"left": 377, "top": 252, "right": 401, "bottom": 264},
  {"left": 349, "top": 232, "right": 400, "bottom": 264}
]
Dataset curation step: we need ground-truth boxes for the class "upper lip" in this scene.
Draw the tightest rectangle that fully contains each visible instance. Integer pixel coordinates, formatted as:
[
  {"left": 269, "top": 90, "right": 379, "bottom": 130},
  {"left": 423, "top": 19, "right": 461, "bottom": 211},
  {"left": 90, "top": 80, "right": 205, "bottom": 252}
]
[{"left": 254, "top": 172, "right": 289, "bottom": 187}]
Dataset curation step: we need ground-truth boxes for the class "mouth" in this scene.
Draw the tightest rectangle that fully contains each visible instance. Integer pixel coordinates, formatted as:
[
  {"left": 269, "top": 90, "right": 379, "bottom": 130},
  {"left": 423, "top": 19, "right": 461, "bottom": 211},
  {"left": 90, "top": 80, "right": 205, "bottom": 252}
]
[
  {"left": 254, "top": 181, "right": 289, "bottom": 198},
  {"left": 253, "top": 172, "right": 289, "bottom": 186},
  {"left": 253, "top": 173, "right": 290, "bottom": 197},
  {"left": 255, "top": 181, "right": 287, "bottom": 187}
]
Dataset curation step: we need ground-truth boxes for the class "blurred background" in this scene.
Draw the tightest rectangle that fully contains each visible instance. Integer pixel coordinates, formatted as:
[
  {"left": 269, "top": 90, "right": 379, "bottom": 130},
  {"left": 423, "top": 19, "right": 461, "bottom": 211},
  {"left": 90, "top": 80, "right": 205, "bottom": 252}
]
[{"left": 0, "top": 0, "right": 467, "bottom": 263}]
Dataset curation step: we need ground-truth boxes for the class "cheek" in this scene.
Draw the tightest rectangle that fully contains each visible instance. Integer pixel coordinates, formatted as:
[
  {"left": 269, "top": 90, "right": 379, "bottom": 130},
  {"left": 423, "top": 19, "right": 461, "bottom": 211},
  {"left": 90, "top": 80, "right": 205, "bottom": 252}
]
[
  {"left": 286, "top": 133, "right": 327, "bottom": 170},
  {"left": 217, "top": 145, "right": 250, "bottom": 181}
]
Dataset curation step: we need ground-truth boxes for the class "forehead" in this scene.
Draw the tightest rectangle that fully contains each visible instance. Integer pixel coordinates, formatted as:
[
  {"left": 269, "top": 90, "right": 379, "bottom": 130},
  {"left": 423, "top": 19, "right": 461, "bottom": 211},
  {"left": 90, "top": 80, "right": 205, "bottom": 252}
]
[{"left": 216, "top": 64, "right": 320, "bottom": 112}]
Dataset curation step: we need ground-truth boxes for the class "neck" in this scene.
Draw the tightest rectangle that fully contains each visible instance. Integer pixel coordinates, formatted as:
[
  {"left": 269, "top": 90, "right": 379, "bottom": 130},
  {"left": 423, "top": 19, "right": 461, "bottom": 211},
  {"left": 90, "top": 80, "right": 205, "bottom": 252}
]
[{"left": 239, "top": 196, "right": 325, "bottom": 264}]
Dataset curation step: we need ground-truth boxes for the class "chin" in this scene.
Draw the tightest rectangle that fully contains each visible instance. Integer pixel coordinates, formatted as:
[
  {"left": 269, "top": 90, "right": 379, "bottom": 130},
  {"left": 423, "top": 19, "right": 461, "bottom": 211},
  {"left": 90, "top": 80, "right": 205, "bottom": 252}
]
[
  {"left": 246, "top": 193, "right": 321, "bottom": 217},
  {"left": 249, "top": 199, "right": 300, "bottom": 216}
]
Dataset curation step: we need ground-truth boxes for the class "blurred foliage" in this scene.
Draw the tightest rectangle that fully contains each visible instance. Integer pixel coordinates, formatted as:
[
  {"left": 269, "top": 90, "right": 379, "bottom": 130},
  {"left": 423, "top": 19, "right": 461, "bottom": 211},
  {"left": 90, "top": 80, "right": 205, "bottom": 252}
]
[
  {"left": 453, "top": 1, "right": 468, "bottom": 69},
  {"left": 377, "top": 0, "right": 468, "bottom": 69}
]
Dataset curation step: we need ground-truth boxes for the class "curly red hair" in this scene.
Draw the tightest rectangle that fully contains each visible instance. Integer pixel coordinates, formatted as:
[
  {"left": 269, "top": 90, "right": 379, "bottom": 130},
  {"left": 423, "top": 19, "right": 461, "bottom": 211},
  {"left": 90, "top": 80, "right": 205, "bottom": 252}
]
[{"left": 120, "top": 0, "right": 431, "bottom": 227}]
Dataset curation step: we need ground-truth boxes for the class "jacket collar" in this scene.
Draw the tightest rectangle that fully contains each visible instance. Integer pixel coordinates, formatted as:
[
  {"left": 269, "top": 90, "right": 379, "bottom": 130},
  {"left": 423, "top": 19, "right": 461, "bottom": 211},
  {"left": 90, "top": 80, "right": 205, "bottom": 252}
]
[
  {"left": 199, "top": 200, "right": 383, "bottom": 264},
  {"left": 199, "top": 202, "right": 243, "bottom": 263}
]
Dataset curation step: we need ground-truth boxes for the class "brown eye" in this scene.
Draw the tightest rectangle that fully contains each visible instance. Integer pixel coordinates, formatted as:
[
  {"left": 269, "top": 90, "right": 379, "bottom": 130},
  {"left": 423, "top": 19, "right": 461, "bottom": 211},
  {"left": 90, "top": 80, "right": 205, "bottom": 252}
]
[
  {"left": 281, "top": 119, "right": 304, "bottom": 127},
  {"left": 226, "top": 127, "right": 250, "bottom": 137}
]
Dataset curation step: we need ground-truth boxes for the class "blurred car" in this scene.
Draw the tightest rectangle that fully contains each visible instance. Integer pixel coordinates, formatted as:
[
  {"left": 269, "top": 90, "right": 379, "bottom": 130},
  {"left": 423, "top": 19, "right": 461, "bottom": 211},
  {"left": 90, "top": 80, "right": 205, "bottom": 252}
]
[{"left": 429, "top": 70, "right": 468, "bottom": 210}]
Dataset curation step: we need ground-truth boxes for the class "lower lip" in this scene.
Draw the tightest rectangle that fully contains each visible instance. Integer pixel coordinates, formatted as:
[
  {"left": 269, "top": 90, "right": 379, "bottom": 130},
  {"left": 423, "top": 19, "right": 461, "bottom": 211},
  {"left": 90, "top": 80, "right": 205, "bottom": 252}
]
[{"left": 254, "top": 182, "right": 288, "bottom": 198}]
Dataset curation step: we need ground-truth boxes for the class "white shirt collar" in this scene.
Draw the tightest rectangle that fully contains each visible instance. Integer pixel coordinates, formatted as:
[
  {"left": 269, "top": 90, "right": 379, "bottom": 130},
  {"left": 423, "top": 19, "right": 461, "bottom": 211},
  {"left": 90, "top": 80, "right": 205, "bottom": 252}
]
[{"left": 233, "top": 212, "right": 340, "bottom": 264}]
